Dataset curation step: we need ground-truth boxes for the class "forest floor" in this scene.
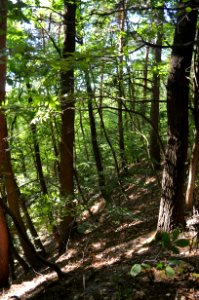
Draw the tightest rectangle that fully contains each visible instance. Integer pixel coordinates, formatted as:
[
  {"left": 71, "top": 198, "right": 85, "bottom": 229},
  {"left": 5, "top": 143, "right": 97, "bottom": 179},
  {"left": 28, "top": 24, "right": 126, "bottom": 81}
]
[{"left": 1, "top": 163, "right": 199, "bottom": 300}]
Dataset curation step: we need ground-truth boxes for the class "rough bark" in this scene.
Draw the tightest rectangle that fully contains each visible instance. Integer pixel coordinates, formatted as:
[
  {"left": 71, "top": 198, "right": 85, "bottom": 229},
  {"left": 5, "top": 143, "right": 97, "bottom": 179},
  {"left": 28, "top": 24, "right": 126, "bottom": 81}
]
[
  {"left": 157, "top": 3, "right": 198, "bottom": 232},
  {"left": 0, "top": 206, "right": 9, "bottom": 287},
  {"left": 58, "top": 0, "right": 76, "bottom": 253},
  {"left": 0, "top": 0, "right": 11, "bottom": 286},
  {"left": 185, "top": 31, "right": 199, "bottom": 209}
]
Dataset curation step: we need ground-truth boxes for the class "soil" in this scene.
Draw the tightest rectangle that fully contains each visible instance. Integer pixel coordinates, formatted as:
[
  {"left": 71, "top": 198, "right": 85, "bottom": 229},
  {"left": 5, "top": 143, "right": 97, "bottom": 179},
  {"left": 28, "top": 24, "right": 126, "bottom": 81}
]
[{"left": 1, "top": 167, "right": 199, "bottom": 300}]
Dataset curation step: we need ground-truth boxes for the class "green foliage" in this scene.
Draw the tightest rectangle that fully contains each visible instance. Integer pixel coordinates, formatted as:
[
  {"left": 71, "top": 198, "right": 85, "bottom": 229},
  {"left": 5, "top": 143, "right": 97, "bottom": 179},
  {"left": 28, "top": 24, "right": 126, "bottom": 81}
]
[
  {"left": 160, "top": 229, "right": 189, "bottom": 254},
  {"left": 3, "top": 0, "right": 178, "bottom": 254},
  {"left": 130, "top": 229, "right": 190, "bottom": 280}
]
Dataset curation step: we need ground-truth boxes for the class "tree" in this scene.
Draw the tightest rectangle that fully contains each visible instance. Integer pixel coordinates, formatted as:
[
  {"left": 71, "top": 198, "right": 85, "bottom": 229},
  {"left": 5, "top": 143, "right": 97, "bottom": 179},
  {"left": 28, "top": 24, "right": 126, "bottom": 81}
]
[
  {"left": 58, "top": 0, "right": 76, "bottom": 253},
  {"left": 149, "top": 10, "right": 163, "bottom": 170},
  {"left": 85, "top": 71, "right": 107, "bottom": 198},
  {"left": 0, "top": 0, "right": 12, "bottom": 287},
  {"left": 157, "top": 2, "right": 198, "bottom": 232},
  {"left": 117, "top": 0, "right": 128, "bottom": 172},
  {"left": 185, "top": 29, "right": 199, "bottom": 210}
]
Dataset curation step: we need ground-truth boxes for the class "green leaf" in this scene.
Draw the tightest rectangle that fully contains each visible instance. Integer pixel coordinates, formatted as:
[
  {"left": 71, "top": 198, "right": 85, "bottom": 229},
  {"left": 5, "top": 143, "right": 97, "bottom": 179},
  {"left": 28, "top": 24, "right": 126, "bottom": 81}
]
[
  {"left": 156, "top": 262, "right": 165, "bottom": 270},
  {"left": 141, "top": 263, "right": 151, "bottom": 270},
  {"left": 165, "top": 266, "right": 175, "bottom": 278},
  {"left": 168, "top": 259, "right": 183, "bottom": 266},
  {"left": 130, "top": 264, "right": 142, "bottom": 277},
  {"left": 161, "top": 232, "right": 171, "bottom": 249},
  {"left": 175, "top": 239, "right": 189, "bottom": 247},
  {"left": 185, "top": 7, "right": 192, "bottom": 13},
  {"left": 172, "top": 229, "right": 180, "bottom": 241},
  {"left": 171, "top": 246, "right": 180, "bottom": 254}
]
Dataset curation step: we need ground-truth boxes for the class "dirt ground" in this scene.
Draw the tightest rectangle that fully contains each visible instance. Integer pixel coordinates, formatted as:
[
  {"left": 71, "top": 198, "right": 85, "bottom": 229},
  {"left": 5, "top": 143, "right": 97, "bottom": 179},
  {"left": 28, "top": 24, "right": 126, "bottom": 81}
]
[{"left": 1, "top": 170, "right": 199, "bottom": 300}]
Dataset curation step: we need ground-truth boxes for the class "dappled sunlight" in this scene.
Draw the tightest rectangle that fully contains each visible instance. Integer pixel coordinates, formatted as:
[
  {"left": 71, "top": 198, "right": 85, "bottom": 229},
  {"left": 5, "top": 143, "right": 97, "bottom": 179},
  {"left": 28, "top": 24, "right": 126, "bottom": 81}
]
[
  {"left": 115, "top": 219, "right": 143, "bottom": 232},
  {"left": 57, "top": 248, "right": 78, "bottom": 263},
  {"left": 0, "top": 272, "right": 58, "bottom": 300}
]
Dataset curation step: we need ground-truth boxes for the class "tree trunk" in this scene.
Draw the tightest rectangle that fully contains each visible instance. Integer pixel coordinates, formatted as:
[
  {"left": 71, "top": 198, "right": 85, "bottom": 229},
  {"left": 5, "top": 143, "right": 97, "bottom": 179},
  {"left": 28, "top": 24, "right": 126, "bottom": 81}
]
[
  {"left": 0, "top": 0, "right": 9, "bottom": 288},
  {"left": 20, "top": 198, "right": 46, "bottom": 256},
  {"left": 58, "top": 0, "right": 76, "bottom": 253},
  {"left": 117, "top": 0, "right": 127, "bottom": 171},
  {"left": 142, "top": 46, "right": 149, "bottom": 120},
  {"left": 0, "top": 205, "right": 9, "bottom": 287},
  {"left": 149, "top": 11, "right": 163, "bottom": 170},
  {"left": 85, "top": 71, "right": 106, "bottom": 198},
  {"left": 0, "top": 4, "right": 42, "bottom": 267},
  {"left": 185, "top": 30, "right": 199, "bottom": 209},
  {"left": 157, "top": 3, "right": 198, "bottom": 232}
]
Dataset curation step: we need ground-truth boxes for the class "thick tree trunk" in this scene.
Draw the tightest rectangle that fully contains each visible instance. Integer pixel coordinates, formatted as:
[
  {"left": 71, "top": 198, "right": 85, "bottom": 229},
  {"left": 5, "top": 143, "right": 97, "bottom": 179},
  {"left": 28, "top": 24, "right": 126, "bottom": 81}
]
[
  {"left": 0, "top": 0, "right": 11, "bottom": 286},
  {"left": 157, "top": 3, "right": 198, "bottom": 232},
  {"left": 186, "top": 130, "right": 199, "bottom": 209},
  {"left": 58, "top": 0, "right": 76, "bottom": 253},
  {"left": 185, "top": 31, "right": 199, "bottom": 209},
  {"left": 0, "top": 206, "right": 9, "bottom": 287}
]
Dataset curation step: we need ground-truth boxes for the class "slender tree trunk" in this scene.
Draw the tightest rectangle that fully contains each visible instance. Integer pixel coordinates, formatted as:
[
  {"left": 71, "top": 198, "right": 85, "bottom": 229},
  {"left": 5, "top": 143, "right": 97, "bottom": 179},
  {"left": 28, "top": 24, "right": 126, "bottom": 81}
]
[
  {"left": 99, "top": 75, "right": 120, "bottom": 178},
  {"left": 117, "top": 0, "right": 127, "bottom": 171},
  {"left": 50, "top": 119, "right": 61, "bottom": 178},
  {"left": 157, "top": 3, "right": 198, "bottom": 232},
  {"left": 58, "top": 0, "right": 76, "bottom": 253},
  {"left": 142, "top": 46, "right": 149, "bottom": 120},
  {"left": 85, "top": 71, "right": 106, "bottom": 197},
  {"left": 26, "top": 83, "right": 48, "bottom": 195},
  {"left": 27, "top": 84, "right": 61, "bottom": 250},
  {"left": 79, "top": 108, "right": 89, "bottom": 162},
  {"left": 20, "top": 199, "right": 46, "bottom": 256},
  {"left": 149, "top": 12, "right": 163, "bottom": 170}
]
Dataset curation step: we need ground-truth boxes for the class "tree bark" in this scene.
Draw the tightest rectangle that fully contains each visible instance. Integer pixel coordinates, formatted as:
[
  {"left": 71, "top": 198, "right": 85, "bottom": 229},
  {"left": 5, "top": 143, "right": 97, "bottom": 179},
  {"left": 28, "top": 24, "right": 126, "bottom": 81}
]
[
  {"left": 149, "top": 11, "right": 163, "bottom": 170},
  {"left": 0, "top": 0, "right": 11, "bottom": 286},
  {"left": 117, "top": 0, "right": 127, "bottom": 171},
  {"left": 185, "top": 30, "right": 199, "bottom": 209},
  {"left": 157, "top": 3, "right": 198, "bottom": 232},
  {"left": 0, "top": 206, "right": 9, "bottom": 287},
  {"left": 85, "top": 71, "right": 106, "bottom": 197},
  {"left": 58, "top": 0, "right": 76, "bottom": 253},
  {"left": 0, "top": 2, "right": 43, "bottom": 269}
]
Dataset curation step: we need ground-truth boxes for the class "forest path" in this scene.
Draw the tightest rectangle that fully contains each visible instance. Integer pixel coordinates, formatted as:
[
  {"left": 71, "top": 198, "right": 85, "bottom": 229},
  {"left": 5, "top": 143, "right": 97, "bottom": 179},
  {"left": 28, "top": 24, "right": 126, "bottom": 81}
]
[{"left": 1, "top": 167, "right": 199, "bottom": 300}]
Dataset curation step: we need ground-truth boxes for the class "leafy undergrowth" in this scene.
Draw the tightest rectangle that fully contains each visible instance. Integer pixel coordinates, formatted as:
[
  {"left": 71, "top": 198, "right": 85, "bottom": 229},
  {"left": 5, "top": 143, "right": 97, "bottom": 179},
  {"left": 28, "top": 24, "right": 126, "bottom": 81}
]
[{"left": 1, "top": 167, "right": 199, "bottom": 299}]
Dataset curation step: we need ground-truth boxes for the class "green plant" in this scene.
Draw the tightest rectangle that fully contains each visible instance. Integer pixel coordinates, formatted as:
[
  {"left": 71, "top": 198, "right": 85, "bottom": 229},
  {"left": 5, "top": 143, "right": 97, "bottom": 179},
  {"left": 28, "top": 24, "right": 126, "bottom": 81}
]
[
  {"left": 130, "top": 229, "right": 190, "bottom": 280},
  {"left": 160, "top": 229, "right": 189, "bottom": 254}
]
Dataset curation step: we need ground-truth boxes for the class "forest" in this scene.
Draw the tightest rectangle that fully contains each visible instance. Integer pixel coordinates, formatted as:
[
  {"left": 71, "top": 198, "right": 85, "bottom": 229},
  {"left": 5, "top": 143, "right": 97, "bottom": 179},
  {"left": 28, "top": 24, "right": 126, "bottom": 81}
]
[{"left": 0, "top": 0, "right": 199, "bottom": 299}]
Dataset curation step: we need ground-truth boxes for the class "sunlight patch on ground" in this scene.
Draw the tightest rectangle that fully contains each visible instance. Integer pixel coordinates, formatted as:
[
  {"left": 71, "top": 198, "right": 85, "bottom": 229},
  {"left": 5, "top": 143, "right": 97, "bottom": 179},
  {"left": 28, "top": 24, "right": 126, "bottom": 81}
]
[
  {"left": 86, "top": 231, "right": 156, "bottom": 269},
  {"left": 86, "top": 230, "right": 156, "bottom": 268},
  {"left": 57, "top": 248, "right": 77, "bottom": 263},
  {"left": 115, "top": 220, "right": 143, "bottom": 232},
  {"left": 126, "top": 231, "right": 156, "bottom": 257},
  {"left": 90, "top": 256, "right": 121, "bottom": 269},
  {"left": 91, "top": 241, "right": 106, "bottom": 251},
  {"left": 0, "top": 273, "right": 57, "bottom": 300}
]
